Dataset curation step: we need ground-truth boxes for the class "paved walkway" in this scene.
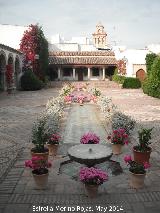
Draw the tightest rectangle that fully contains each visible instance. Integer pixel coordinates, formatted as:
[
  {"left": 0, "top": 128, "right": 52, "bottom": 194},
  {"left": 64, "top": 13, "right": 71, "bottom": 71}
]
[
  {"left": 0, "top": 88, "right": 160, "bottom": 213},
  {"left": 63, "top": 104, "right": 106, "bottom": 144}
]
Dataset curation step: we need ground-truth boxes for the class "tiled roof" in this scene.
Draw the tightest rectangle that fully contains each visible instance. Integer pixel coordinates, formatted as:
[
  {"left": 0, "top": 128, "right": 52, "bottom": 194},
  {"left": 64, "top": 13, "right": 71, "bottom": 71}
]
[
  {"left": 49, "top": 51, "right": 115, "bottom": 56},
  {"left": 0, "top": 43, "right": 22, "bottom": 55},
  {"left": 49, "top": 51, "right": 117, "bottom": 65}
]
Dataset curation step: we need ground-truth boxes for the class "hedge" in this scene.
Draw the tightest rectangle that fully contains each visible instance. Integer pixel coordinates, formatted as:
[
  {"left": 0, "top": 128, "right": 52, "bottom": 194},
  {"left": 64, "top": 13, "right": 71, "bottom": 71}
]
[{"left": 122, "top": 77, "right": 141, "bottom": 88}]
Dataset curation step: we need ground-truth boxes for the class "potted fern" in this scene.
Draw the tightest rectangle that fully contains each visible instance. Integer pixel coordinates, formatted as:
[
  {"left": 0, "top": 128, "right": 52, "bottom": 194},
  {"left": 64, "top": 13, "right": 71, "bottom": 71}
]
[{"left": 133, "top": 128, "right": 153, "bottom": 164}]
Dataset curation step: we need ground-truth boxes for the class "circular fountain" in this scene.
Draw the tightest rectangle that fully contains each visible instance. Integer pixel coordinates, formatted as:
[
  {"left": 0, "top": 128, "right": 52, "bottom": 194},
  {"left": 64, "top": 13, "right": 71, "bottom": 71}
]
[{"left": 68, "top": 144, "right": 112, "bottom": 167}]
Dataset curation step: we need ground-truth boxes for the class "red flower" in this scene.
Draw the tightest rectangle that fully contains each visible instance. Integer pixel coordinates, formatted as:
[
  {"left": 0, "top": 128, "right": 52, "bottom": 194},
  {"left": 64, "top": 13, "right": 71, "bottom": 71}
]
[{"left": 107, "top": 135, "right": 111, "bottom": 140}]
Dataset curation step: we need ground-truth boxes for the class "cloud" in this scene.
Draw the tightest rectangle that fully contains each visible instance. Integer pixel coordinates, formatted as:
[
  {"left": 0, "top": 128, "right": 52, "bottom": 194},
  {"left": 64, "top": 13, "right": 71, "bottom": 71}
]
[{"left": 0, "top": 0, "right": 160, "bottom": 48}]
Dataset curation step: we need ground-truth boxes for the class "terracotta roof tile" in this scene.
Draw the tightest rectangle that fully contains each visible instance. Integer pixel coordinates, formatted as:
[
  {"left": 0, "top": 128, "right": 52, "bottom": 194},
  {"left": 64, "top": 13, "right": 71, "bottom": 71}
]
[{"left": 49, "top": 51, "right": 117, "bottom": 65}]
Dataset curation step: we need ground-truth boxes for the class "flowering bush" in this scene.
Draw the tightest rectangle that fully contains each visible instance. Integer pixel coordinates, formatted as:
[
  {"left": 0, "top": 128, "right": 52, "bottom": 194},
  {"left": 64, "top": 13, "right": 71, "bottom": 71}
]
[
  {"left": 107, "top": 128, "right": 129, "bottom": 145},
  {"left": 98, "top": 96, "right": 117, "bottom": 121},
  {"left": 77, "top": 95, "right": 84, "bottom": 103},
  {"left": 80, "top": 132, "right": 100, "bottom": 144},
  {"left": 59, "top": 84, "right": 73, "bottom": 96},
  {"left": 90, "top": 87, "right": 101, "bottom": 97},
  {"left": 111, "top": 111, "right": 135, "bottom": 135},
  {"left": 124, "top": 155, "right": 150, "bottom": 174},
  {"left": 79, "top": 167, "right": 108, "bottom": 185},
  {"left": 47, "top": 133, "right": 61, "bottom": 145},
  {"left": 6, "top": 64, "right": 13, "bottom": 87},
  {"left": 134, "top": 128, "right": 153, "bottom": 152},
  {"left": 25, "top": 156, "right": 52, "bottom": 175},
  {"left": 64, "top": 95, "right": 72, "bottom": 103}
]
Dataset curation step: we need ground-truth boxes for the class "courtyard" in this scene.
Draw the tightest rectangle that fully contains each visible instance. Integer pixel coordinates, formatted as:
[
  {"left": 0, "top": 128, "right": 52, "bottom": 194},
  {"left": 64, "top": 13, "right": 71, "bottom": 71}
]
[{"left": 0, "top": 86, "right": 160, "bottom": 213}]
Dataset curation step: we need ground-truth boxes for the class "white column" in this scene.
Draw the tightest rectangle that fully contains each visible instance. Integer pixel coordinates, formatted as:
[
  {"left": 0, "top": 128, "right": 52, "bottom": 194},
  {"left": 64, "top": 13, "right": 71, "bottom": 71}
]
[
  {"left": 88, "top": 67, "right": 91, "bottom": 80},
  {"left": 73, "top": 68, "right": 76, "bottom": 80},
  {"left": 102, "top": 67, "right": 105, "bottom": 80},
  {"left": 58, "top": 67, "right": 61, "bottom": 80}
]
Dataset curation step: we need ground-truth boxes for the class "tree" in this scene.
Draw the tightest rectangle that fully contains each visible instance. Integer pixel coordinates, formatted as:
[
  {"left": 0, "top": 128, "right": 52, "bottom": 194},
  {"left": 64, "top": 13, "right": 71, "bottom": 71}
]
[
  {"left": 145, "top": 53, "right": 157, "bottom": 75},
  {"left": 20, "top": 24, "right": 49, "bottom": 81},
  {"left": 143, "top": 56, "right": 160, "bottom": 98}
]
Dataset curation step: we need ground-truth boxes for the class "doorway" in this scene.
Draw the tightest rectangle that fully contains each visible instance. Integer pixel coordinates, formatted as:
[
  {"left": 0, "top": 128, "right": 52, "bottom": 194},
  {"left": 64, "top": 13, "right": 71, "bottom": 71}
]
[{"left": 77, "top": 69, "right": 83, "bottom": 81}]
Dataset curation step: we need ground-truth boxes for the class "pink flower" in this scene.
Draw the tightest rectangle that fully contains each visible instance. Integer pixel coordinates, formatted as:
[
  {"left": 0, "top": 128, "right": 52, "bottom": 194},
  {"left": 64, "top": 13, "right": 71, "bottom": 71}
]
[
  {"left": 124, "top": 140, "right": 129, "bottom": 145},
  {"left": 143, "top": 162, "right": 151, "bottom": 169},
  {"left": 124, "top": 155, "right": 132, "bottom": 163},
  {"left": 113, "top": 130, "right": 118, "bottom": 134}
]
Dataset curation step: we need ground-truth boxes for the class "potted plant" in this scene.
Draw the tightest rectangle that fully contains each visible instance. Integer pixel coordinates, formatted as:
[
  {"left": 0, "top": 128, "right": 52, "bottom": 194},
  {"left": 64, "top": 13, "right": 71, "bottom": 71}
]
[
  {"left": 80, "top": 132, "right": 100, "bottom": 144},
  {"left": 31, "top": 116, "right": 49, "bottom": 160},
  {"left": 47, "top": 133, "right": 61, "bottom": 156},
  {"left": 107, "top": 128, "right": 129, "bottom": 154},
  {"left": 133, "top": 128, "right": 153, "bottom": 164},
  {"left": 79, "top": 167, "right": 108, "bottom": 198},
  {"left": 77, "top": 95, "right": 84, "bottom": 106},
  {"left": 124, "top": 155, "right": 150, "bottom": 189},
  {"left": 25, "top": 156, "right": 52, "bottom": 189}
]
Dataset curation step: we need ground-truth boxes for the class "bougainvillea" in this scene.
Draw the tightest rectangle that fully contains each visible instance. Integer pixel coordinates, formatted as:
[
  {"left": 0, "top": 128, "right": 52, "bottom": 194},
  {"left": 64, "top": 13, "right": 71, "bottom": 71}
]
[
  {"left": 117, "top": 60, "right": 126, "bottom": 75},
  {"left": 6, "top": 64, "right": 13, "bottom": 87},
  {"left": 20, "top": 24, "right": 48, "bottom": 80}
]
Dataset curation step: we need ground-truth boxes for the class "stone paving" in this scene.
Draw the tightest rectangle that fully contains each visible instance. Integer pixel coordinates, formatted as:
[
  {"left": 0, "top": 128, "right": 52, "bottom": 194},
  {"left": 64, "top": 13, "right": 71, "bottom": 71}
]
[{"left": 0, "top": 87, "right": 160, "bottom": 213}]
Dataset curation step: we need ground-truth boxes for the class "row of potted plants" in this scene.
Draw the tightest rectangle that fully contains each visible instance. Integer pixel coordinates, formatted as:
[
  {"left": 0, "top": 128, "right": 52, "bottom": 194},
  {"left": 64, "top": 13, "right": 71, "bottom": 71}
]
[{"left": 79, "top": 127, "right": 153, "bottom": 192}]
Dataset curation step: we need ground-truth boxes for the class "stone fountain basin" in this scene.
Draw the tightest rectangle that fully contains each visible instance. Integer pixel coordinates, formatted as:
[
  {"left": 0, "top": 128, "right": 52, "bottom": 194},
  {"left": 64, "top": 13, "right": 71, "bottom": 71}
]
[{"left": 68, "top": 144, "right": 112, "bottom": 167}]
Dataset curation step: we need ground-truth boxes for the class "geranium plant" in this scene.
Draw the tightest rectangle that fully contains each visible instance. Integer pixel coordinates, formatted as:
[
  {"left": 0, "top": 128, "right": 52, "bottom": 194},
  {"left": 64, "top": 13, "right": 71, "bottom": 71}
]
[
  {"left": 124, "top": 155, "right": 150, "bottom": 174},
  {"left": 134, "top": 128, "right": 153, "bottom": 152},
  {"left": 77, "top": 95, "right": 85, "bottom": 103},
  {"left": 79, "top": 167, "right": 108, "bottom": 185},
  {"left": 107, "top": 128, "right": 129, "bottom": 145},
  {"left": 47, "top": 133, "right": 61, "bottom": 145},
  {"left": 80, "top": 132, "right": 100, "bottom": 144},
  {"left": 64, "top": 95, "right": 72, "bottom": 103},
  {"left": 25, "top": 156, "right": 52, "bottom": 175}
]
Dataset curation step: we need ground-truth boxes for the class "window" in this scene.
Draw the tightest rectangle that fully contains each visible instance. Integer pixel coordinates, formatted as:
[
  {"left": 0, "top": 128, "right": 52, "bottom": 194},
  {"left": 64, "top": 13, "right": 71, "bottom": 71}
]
[{"left": 92, "top": 68, "right": 99, "bottom": 76}]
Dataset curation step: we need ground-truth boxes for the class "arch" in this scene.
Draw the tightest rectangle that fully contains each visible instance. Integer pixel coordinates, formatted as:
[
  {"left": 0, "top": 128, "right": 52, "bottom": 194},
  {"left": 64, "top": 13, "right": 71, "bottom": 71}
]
[
  {"left": 0, "top": 52, "right": 7, "bottom": 91},
  {"left": 136, "top": 69, "right": 146, "bottom": 82},
  {"left": 8, "top": 53, "right": 14, "bottom": 65}
]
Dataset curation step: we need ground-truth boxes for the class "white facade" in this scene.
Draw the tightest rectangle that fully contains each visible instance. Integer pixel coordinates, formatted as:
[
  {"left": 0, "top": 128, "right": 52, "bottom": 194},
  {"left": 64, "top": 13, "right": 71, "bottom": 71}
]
[
  {"left": 0, "top": 24, "right": 27, "bottom": 49},
  {"left": 113, "top": 47, "right": 149, "bottom": 77},
  {"left": 49, "top": 34, "right": 96, "bottom": 52}
]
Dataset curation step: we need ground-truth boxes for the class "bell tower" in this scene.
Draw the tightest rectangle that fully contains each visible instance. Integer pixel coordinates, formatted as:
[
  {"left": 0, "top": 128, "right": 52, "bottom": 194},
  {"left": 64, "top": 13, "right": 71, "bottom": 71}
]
[{"left": 92, "top": 22, "right": 107, "bottom": 49}]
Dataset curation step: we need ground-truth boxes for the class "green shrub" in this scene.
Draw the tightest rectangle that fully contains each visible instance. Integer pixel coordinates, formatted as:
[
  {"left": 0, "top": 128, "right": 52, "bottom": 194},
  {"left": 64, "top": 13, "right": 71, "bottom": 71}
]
[
  {"left": 20, "top": 69, "right": 43, "bottom": 91},
  {"left": 122, "top": 77, "right": 141, "bottom": 88},
  {"left": 145, "top": 53, "right": 157, "bottom": 75},
  {"left": 112, "top": 74, "right": 126, "bottom": 84},
  {"left": 142, "top": 57, "right": 160, "bottom": 98}
]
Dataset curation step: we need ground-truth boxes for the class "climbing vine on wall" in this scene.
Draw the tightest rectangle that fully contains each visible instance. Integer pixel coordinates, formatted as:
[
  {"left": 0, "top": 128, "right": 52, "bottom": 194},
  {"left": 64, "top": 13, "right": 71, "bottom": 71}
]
[
  {"left": 20, "top": 24, "right": 49, "bottom": 81},
  {"left": 6, "top": 64, "right": 13, "bottom": 87}
]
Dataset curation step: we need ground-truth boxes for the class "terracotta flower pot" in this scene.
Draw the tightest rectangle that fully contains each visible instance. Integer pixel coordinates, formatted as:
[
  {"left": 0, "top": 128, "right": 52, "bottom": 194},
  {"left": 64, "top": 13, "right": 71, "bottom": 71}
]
[
  {"left": 130, "top": 172, "right": 146, "bottom": 189},
  {"left": 84, "top": 184, "right": 99, "bottom": 198},
  {"left": 133, "top": 147, "right": 152, "bottom": 164},
  {"left": 112, "top": 144, "right": 123, "bottom": 155},
  {"left": 47, "top": 144, "right": 59, "bottom": 156},
  {"left": 32, "top": 170, "right": 49, "bottom": 189},
  {"left": 31, "top": 150, "right": 49, "bottom": 161}
]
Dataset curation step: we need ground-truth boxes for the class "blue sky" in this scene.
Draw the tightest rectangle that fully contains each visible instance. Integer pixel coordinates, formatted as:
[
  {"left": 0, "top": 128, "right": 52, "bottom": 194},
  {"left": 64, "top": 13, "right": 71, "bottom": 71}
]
[{"left": 0, "top": 0, "right": 160, "bottom": 48}]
